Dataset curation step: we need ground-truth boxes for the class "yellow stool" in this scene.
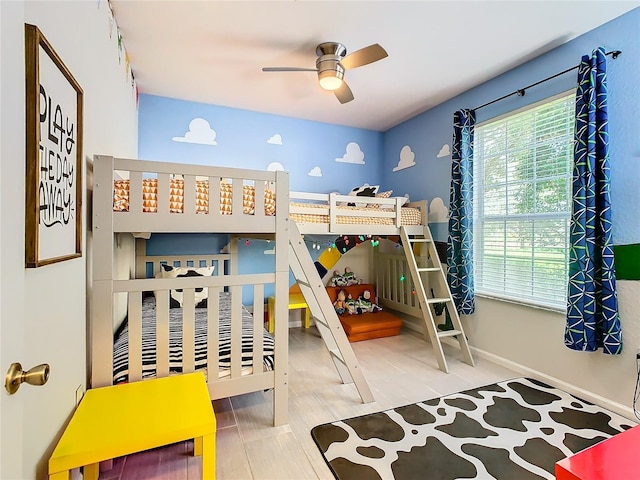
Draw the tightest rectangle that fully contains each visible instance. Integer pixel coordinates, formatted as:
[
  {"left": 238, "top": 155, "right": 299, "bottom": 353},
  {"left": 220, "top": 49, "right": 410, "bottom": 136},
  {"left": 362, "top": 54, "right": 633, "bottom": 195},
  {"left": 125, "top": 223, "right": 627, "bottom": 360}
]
[
  {"left": 268, "top": 292, "right": 310, "bottom": 333},
  {"left": 49, "top": 373, "right": 216, "bottom": 480}
]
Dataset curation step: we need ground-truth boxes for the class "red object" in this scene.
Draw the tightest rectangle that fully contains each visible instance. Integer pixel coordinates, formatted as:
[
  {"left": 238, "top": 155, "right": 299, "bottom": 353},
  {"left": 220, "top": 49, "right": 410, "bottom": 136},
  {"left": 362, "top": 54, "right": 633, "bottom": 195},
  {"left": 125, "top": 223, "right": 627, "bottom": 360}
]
[{"left": 555, "top": 424, "right": 640, "bottom": 480}]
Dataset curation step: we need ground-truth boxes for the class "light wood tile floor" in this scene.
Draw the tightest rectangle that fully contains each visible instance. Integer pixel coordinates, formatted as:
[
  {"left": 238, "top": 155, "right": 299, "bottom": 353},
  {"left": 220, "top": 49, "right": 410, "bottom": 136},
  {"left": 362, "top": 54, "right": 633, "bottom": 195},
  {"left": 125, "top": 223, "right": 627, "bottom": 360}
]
[{"left": 104, "top": 326, "right": 519, "bottom": 479}]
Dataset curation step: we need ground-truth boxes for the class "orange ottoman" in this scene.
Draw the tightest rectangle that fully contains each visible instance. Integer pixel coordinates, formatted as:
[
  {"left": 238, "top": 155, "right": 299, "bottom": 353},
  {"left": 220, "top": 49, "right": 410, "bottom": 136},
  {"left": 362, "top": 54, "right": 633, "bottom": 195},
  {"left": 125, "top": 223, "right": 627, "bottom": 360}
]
[
  {"left": 339, "top": 311, "right": 402, "bottom": 342},
  {"left": 326, "top": 284, "right": 403, "bottom": 342}
]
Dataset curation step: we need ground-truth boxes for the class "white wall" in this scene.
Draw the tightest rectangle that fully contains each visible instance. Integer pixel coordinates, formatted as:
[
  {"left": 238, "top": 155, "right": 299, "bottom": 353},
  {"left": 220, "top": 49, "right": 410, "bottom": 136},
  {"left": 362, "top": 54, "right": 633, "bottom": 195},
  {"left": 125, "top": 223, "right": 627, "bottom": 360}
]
[
  {"left": 462, "top": 280, "right": 640, "bottom": 418},
  {"left": 1, "top": 1, "right": 137, "bottom": 478}
]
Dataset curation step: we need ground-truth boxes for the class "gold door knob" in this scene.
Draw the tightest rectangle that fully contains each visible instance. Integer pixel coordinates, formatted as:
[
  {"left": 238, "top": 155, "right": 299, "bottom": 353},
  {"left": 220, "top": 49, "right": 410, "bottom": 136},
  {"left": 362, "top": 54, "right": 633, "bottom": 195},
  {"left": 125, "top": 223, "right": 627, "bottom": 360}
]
[{"left": 5, "top": 362, "right": 50, "bottom": 395}]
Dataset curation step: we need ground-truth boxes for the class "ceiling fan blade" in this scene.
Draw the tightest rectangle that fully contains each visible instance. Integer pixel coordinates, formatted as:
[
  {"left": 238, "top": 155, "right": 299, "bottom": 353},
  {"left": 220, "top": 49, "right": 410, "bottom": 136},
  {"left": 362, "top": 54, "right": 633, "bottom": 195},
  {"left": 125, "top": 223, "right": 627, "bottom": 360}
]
[
  {"left": 262, "top": 67, "right": 318, "bottom": 72},
  {"left": 341, "top": 43, "right": 388, "bottom": 70},
  {"left": 334, "top": 81, "right": 354, "bottom": 104}
]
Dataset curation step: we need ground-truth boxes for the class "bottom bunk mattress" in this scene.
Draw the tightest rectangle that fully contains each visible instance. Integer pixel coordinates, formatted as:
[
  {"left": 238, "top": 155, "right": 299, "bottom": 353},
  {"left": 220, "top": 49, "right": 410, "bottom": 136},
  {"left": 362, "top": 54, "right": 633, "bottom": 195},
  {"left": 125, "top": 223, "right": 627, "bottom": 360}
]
[{"left": 113, "top": 291, "right": 275, "bottom": 384}]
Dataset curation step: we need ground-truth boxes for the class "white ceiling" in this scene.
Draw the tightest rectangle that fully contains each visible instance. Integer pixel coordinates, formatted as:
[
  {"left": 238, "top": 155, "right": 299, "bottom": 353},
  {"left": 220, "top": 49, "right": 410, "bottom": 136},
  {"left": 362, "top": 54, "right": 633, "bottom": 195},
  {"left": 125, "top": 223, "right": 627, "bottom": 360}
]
[{"left": 110, "top": 1, "right": 639, "bottom": 131}]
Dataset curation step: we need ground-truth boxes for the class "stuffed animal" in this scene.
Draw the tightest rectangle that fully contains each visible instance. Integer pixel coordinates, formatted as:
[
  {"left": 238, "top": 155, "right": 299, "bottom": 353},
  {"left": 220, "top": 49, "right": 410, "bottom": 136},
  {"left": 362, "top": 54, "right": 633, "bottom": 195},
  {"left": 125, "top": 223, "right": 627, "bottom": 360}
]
[
  {"left": 328, "top": 267, "right": 361, "bottom": 287},
  {"left": 355, "top": 290, "right": 382, "bottom": 314},
  {"left": 333, "top": 289, "right": 347, "bottom": 315},
  {"left": 342, "top": 267, "right": 361, "bottom": 286},
  {"left": 328, "top": 270, "right": 346, "bottom": 287},
  {"left": 345, "top": 293, "right": 357, "bottom": 315}
]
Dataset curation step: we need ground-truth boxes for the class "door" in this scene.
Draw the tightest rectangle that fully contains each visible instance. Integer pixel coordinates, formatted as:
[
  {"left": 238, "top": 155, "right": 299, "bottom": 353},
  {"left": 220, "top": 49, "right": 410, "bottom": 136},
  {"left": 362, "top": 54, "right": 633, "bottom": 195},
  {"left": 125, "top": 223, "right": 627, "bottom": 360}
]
[
  {"left": 2, "top": 3, "right": 89, "bottom": 479},
  {"left": 1, "top": 3, "right": 28, "bottom": 478}
]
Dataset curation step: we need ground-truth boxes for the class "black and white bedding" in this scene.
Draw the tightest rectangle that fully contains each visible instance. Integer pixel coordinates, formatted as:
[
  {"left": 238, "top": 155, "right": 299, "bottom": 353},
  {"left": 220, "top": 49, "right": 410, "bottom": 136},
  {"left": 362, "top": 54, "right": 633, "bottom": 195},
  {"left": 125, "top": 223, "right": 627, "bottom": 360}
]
[{"left": 113, "top": 291, "right": 275, "bottom": 384}]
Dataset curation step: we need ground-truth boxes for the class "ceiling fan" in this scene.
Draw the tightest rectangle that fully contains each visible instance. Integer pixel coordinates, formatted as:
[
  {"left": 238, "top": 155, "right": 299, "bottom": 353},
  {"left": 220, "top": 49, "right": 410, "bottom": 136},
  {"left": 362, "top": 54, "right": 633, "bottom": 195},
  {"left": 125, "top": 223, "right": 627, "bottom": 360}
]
[{"left": 262, "top": 42, "right": 388, "bottom": 104}]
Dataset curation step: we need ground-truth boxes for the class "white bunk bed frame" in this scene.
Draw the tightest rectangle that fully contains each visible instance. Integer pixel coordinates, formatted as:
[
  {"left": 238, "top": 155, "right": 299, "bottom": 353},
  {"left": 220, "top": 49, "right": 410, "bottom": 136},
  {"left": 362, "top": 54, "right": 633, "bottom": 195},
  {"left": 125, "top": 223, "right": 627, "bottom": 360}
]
[
  {"left": 91, "top": 155, "right": 290, "bottom": 426},
  {"left": 290, "top": 191, "right": 428, "bottom": 236},
  {"left": 289, "top": 191, "right": 474, "bottom": 374},
  {"left": 290, "top": 189, "right": 429, "bottom": 325}
]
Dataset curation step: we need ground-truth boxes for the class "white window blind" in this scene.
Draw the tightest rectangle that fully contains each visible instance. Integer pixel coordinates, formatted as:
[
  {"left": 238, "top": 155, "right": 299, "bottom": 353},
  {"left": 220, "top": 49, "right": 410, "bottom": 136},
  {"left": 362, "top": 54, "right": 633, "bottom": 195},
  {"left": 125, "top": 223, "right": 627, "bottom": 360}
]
[{"left": 473, "top": 92, "right": 575, "bottom": 310}]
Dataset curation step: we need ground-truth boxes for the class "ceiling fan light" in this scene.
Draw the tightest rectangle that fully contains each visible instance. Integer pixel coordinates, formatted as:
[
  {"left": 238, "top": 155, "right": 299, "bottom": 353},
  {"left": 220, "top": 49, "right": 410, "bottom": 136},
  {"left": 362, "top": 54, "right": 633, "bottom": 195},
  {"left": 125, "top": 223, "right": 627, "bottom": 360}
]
[{"left": 319, "top": 75, "right": 343, "bottom": 91}]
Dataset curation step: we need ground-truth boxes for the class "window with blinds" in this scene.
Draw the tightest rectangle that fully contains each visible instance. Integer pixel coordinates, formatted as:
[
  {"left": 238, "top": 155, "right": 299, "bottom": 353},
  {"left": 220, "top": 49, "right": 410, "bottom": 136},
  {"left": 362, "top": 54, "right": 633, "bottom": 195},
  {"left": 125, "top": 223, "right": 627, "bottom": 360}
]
[{"left": 473, "top": 92, "right": 575, "bottom": 309}]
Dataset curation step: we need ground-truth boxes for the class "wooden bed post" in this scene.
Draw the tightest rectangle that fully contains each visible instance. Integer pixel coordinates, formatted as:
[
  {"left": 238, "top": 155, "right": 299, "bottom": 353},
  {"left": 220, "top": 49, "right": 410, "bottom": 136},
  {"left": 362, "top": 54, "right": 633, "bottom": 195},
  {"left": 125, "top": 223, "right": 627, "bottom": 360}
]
[
  {"left": 273, "top": 170, "right": 290, "bottom": 426},
  {"left": 91, "top": 155, "right": 115, "bottom": 388}
]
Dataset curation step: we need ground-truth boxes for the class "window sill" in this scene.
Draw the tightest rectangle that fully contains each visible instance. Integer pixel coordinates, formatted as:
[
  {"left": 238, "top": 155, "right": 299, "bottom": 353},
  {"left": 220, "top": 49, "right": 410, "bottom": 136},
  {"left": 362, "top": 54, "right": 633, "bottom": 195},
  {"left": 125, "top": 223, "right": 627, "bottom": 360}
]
[{"left": 475, "top": 292, "right": 566, "bottom": 315}]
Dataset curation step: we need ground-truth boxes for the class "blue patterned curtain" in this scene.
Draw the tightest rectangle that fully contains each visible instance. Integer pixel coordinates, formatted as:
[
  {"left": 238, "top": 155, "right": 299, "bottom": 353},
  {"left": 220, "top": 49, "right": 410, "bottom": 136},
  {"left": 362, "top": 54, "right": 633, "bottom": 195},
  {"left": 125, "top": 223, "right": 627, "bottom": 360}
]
[
  {"left": 565, "top": 47, "right": 622, "bottom": 354},
  {"left": 447, "top": 109, "right": 476, "bottom": 315}
]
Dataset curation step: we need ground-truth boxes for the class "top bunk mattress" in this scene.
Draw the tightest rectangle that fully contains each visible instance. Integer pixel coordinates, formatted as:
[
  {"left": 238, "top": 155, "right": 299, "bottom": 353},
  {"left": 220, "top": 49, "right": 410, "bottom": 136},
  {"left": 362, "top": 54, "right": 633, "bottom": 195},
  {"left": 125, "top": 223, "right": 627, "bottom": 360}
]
[{"left": 289, "top": 202, "right": 422, "bottom": 226}]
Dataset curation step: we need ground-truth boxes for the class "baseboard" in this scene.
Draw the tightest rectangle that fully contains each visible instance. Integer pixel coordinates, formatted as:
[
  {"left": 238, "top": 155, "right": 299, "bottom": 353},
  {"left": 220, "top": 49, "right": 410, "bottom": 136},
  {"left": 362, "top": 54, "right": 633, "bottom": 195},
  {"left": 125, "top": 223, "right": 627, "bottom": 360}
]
[
  {"left": 288, "top": 319, "right": 306, "bottom": 329},
  {"left": 390, "top": 312, "right": 635, "bottom": 421},
  {"left": 470, "top": 346, "right": 637, "bottom": 421}
]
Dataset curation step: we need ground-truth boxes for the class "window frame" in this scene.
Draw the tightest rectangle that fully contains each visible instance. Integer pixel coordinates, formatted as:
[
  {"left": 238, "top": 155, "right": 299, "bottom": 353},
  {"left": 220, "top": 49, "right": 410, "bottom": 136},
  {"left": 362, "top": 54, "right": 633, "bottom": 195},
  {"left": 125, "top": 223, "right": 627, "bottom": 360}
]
[{"left": 472, "top": 90, "right": 576, "bottom": 312}]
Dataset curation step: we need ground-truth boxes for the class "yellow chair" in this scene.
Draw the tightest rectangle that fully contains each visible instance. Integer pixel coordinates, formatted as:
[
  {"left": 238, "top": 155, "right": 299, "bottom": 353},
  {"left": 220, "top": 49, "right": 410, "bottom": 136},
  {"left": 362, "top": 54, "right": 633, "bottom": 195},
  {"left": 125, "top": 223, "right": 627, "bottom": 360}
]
[{"left": 49, "top": 373, "right": 216, "bottom": 480}]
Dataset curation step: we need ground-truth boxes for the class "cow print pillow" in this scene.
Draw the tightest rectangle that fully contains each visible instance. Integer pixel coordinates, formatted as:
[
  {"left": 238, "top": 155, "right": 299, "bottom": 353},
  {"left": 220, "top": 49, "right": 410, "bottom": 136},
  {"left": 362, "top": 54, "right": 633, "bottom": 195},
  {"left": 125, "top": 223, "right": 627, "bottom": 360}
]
[
  {"left": 347, "top": 184, "right": 379, "bottom": 207},
  {"left": 159, "top": 264, "right": 214, "bottom": 308}
]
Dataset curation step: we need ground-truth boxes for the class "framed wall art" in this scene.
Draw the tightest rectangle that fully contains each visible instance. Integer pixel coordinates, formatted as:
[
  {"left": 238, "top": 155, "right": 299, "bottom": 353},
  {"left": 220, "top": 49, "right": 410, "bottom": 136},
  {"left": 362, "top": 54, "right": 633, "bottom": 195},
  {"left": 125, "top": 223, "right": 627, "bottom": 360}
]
[{"left": 25, "top": 24, "right": 83, "bottom": 267}]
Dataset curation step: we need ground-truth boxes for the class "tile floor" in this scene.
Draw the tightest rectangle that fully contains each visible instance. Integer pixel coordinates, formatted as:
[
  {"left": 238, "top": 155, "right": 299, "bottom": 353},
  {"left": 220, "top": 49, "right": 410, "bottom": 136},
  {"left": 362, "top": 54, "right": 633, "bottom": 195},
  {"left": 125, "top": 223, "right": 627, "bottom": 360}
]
[{"left": 98, "top": 326, "right": 518, "bottom": 479}]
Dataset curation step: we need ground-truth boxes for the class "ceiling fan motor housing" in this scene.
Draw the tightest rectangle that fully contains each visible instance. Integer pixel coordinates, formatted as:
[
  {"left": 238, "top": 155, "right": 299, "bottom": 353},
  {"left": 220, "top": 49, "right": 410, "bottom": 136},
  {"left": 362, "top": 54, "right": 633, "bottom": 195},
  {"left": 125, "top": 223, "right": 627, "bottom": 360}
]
[
  {"left": 316, "top": 42, "right": 347, "bottom": 58},
  {"left": 315, "top": 42, "right": 347, "bottom": 90},
  {"left": 317, "top": 55, "right": 345, "bottom": 84}
]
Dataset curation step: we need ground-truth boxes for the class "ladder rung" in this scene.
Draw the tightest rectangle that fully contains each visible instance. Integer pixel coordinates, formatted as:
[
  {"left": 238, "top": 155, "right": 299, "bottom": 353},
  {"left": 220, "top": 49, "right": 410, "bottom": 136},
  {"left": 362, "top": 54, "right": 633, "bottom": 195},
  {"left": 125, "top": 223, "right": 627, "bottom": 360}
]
[
  {"left": 417, "top": 267, "right": 440, "bottom": 272},
  {"left": 427, "top": 298, "right": 451, "bottom": 304},
  {"left": 328, "top": 348, "right": 346, "bottom": 366},
  {"left": 437, "top": 329, "right": 462, "bottom": 338},
  {"left": 409, "top": 238, "right": 431, "bottom": 243},
  {"left": 311, "top": 315, "right": 329, "bottom": 329},
  {"left": 296, "top": 279, "right": 312, "bottom": 288}
]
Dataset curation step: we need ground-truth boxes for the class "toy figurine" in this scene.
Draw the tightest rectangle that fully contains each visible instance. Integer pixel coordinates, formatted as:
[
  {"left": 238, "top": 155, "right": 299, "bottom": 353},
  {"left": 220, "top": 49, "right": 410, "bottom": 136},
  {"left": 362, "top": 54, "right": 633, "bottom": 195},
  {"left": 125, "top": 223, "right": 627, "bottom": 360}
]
[
  {"left": 355, "top": 290, "right": 382, "bottom": 314},
  {"left": 345, "top": 293, "right": 357, "bottom": 315},
  {"left": 333, "top": 289, "right": 347, "bottom": 315},
  {"left": 328, "top": 267, "right": 361, "bottom": 287}
]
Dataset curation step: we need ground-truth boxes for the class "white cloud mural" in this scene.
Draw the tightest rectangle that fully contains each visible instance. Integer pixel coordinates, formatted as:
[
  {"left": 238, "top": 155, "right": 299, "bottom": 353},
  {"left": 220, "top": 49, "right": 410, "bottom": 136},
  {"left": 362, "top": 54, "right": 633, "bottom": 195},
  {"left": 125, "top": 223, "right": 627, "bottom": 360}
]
[
  {"left": 172, "top": 118, "right": 217, "bottom": 145},
  {"left": 267, "top": 134, "right": 283, "bottom": 145},
  {"left": 437, "top": 144, "right": 451, "bottom": 158},
  {"left": 393, "top": 145, "right": 416, "bottom": 172},
  {"left": 336, "top": 142, "right": 365, "bottom": 164},
  {"left": 308, "top": 167, "right": 322, "bottom": 177},
  {"left": 429, "top": 197, "right": 449, "bottom": 223},
  {"left": 267, "top": 162, "right": 284, "bottom": 172}
]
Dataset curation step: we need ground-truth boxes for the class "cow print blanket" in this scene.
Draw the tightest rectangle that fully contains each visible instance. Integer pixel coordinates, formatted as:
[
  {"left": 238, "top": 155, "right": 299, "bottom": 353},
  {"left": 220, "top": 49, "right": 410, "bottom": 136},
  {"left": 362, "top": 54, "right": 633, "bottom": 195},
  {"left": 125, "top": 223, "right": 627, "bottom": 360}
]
[{"left": 311, "top": 377, "right": 635, "bottom": 480}]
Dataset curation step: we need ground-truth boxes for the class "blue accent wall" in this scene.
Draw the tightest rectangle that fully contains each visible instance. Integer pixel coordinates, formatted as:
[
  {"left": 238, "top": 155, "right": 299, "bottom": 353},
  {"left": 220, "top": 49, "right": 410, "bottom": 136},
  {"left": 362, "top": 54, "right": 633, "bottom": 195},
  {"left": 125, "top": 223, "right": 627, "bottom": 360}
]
[
  {"left": 383, "top": 8, "right": 640, "bottom": 245},
  {"left": 138, "top": 94, "right": 383, "bottom": 193}
]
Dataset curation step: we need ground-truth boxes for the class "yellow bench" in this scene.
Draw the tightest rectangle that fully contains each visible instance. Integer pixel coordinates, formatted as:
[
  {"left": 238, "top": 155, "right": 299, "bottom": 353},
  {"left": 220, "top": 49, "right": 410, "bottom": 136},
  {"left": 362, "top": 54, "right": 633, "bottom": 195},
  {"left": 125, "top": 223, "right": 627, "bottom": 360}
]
[{"left": 49, "top": 373, "right": 216, "bottom": 479}]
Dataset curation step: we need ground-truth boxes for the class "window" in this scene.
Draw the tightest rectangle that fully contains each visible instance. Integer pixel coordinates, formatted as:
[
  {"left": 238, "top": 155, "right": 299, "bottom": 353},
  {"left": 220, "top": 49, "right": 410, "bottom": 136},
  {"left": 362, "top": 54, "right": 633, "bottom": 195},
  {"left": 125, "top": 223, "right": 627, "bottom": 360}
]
[{"left": 473, "top": 92, "right": 574, "bottom": 310}]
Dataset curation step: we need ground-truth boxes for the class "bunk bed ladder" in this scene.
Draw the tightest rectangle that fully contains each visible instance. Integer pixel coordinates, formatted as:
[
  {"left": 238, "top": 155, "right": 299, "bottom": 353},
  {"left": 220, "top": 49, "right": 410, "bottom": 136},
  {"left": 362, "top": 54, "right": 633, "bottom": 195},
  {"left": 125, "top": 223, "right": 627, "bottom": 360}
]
[
  {"left": 400, "top": 226, "right": 475, "bottom": 373},
  {"left": 289, "top": 222, "right": 374, "bottom": 404}
]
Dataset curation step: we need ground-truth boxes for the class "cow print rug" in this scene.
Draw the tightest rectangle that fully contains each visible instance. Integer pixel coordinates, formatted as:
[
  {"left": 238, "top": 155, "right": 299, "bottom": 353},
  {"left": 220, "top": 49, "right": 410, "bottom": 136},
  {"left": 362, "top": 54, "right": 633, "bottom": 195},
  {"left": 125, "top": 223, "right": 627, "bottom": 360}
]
[{"left": 311, "top": 378, "right": 635, "bottom": 480}]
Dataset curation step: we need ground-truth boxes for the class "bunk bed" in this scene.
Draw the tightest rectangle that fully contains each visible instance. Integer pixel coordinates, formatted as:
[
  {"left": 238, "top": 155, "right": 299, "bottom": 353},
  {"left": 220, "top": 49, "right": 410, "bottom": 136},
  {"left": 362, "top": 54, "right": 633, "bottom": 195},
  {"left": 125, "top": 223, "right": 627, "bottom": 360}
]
[
  {"left": 92, "top": 155, "right": 472, "bottom": 430},
  {"left": 91, "top": 155, "right": 290, "bottom": 426}
]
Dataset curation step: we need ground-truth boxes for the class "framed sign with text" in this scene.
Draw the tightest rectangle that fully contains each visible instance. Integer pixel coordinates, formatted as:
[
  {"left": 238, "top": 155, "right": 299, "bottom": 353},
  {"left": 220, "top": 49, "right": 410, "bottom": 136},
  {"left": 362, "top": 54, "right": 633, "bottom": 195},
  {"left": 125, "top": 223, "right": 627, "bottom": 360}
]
[{"left": 25, "top": 24, "right": 83, "bottom": 267}]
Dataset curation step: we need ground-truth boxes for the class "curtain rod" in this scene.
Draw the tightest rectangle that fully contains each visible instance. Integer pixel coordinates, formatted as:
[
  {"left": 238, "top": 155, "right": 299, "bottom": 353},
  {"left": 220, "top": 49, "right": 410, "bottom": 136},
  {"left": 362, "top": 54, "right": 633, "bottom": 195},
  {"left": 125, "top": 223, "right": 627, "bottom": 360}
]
[{"left": 472, "top": 50, "right": 622, "bottom": 112}]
